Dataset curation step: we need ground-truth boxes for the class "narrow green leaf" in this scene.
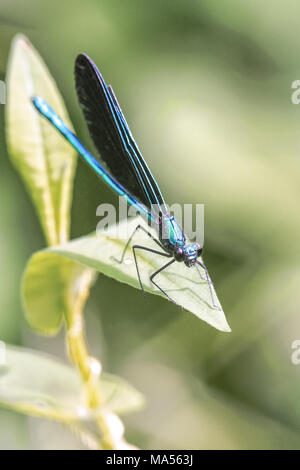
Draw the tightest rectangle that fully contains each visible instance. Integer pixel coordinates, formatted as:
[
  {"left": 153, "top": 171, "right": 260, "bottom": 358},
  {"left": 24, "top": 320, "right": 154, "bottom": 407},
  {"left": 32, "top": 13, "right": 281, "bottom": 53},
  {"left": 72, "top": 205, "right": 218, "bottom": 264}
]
[
  {"left": 0, "top": 345, "right": 145, "bottom": 419},
  {"left": 5, "top": 34, "right": 77, "bottom": 245},
  {"left": 23, "top": 218, "right": 230, "bottom": 332}
]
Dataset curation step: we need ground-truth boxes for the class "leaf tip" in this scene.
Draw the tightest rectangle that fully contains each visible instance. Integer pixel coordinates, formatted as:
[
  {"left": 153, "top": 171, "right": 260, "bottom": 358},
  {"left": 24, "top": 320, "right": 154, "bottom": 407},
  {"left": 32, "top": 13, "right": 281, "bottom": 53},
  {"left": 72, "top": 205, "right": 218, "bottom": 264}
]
[{"left": 13, "top": 33, "right": 32, "bottom": 49}]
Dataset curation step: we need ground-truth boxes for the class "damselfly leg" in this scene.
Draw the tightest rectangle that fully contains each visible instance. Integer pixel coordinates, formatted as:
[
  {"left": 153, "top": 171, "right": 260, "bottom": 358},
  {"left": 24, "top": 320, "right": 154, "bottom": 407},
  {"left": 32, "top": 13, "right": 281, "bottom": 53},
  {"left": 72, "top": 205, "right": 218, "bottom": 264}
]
[
  {"left": 196, "top": 261, "right": 221, "bottom": 310},
  {"left": 132, "top": 244, "right": 172, "bottom": 298},
  {"left": 112, "top": 224, "right": 164, "bottom": 264},
  {"left": 111, "top": 224, "right": 173, "bottom": 299},
  {"left": 150, "top": 259, "right": 177, "bottom": 304}
]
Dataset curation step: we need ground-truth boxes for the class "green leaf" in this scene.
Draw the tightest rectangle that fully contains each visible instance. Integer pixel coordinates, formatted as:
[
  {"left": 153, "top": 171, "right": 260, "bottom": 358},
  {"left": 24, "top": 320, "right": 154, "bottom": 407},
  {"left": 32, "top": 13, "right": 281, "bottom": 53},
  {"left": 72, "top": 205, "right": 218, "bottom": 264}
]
[
  {"left": 0, "top": 345, "right": 145, "bottom": 419},
  {"left": 5, "top": 34, "right": 77, "bottom": 246},
  {"left": 22, "top": 250, "right": 96, "bottom": 334},
  {"left": 23, "top": 218, "right": 230, "bottom": 332}
]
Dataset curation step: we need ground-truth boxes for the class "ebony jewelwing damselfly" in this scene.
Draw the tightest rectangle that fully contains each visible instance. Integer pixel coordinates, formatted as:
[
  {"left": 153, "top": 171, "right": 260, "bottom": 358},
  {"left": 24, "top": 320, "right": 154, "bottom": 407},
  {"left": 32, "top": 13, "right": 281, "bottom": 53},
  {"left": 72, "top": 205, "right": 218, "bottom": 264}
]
[{"left": 32, "top": 53, "right": 219, "bottom": 309}]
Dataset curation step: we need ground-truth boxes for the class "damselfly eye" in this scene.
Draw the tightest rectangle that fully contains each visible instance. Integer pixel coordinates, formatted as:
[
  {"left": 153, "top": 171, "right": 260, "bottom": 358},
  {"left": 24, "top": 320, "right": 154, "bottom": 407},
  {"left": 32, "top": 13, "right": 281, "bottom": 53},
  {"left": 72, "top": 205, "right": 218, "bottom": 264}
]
[
  {"left": 197, "top": 246, "right": 203, "bottom": 257},
  {"left": 174, "top": 246, "right": 184, "bottom": 262}
]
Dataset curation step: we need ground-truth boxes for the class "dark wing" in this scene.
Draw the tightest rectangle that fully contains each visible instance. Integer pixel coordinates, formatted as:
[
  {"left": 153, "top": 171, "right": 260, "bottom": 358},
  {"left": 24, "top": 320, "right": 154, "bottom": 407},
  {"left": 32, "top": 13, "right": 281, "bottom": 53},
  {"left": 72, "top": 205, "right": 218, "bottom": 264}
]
[{"left": 74, "top": 53, "right": 167, "bottom": 213}]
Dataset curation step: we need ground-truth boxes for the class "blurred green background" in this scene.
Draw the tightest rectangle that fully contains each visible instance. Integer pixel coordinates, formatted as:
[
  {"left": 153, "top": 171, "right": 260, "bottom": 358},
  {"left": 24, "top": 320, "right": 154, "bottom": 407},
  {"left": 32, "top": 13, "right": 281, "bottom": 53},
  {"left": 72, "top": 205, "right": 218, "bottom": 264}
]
[{"left": 1, "top": 0, "right": 300, "bottom": 449}]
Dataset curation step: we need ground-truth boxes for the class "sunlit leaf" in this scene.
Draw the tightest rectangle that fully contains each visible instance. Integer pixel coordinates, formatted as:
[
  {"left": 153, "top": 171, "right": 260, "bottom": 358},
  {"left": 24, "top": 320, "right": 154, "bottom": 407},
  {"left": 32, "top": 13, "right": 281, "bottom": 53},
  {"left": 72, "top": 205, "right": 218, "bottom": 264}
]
[
  {"left": 22, "top": 250, "right": 96, "bottom": 334},
  {"left": 5, "top": 34, "right": 77, "bottom": 245},
  {"left": 0, "top": 345, "right": 145, "bottom": 419},
  {"left": 23, "top": 218, "right": 230, "bottom": 332}
]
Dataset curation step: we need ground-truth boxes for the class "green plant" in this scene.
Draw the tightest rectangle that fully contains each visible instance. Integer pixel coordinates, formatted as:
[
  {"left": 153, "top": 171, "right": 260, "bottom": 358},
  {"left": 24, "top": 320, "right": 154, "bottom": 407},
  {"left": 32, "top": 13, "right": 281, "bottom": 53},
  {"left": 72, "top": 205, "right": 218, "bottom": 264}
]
[{"left": 1, "top": 34, "right": 229, "bottom": 450}]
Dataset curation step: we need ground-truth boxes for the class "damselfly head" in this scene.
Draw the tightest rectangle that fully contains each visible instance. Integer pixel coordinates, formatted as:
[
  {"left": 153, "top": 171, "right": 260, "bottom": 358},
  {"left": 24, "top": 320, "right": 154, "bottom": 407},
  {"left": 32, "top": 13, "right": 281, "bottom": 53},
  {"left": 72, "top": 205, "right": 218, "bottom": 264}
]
[
  {"left": 173, "top": 245, "right": 184, "bottom": 262},
  {"left": 174, "top": 242, "right": 202, "bottom": 267}
]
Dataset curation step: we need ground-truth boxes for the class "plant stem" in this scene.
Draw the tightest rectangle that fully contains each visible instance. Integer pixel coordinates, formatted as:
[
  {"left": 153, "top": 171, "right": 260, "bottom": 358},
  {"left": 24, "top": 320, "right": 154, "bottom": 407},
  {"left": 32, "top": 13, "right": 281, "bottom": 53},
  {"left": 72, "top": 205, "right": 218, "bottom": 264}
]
[{"left": 65, "top": 268, "right": 116, "bottom": 450}]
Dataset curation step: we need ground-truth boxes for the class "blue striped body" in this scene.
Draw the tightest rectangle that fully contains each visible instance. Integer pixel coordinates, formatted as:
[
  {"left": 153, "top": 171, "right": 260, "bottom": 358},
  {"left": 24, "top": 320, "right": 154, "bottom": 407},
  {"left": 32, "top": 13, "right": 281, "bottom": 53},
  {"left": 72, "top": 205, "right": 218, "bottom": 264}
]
[
  {"left": 33, "top": 97, "right": 153, "bottom": 222},
  {"left": 33, "top": 94, "right": 202, "bottom": 269},
  {"left": 32, "top": 96, "right": 189, "bottom": 251}
]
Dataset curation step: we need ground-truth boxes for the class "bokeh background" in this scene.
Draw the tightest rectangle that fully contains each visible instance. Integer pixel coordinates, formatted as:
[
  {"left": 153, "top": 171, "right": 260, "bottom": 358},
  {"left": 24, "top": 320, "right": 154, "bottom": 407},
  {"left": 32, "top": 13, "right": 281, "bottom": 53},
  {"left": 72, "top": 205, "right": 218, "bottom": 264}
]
[{"left": 1, "top": 0, "right": 300, "bottom": 449}]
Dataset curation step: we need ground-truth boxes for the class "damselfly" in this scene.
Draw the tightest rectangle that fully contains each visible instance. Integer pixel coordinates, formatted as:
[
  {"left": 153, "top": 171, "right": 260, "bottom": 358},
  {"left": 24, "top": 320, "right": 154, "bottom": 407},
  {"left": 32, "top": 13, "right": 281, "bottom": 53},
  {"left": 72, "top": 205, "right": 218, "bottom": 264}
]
[{"left": 32, "top": 54, "right": 219, "bottom": 309}]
